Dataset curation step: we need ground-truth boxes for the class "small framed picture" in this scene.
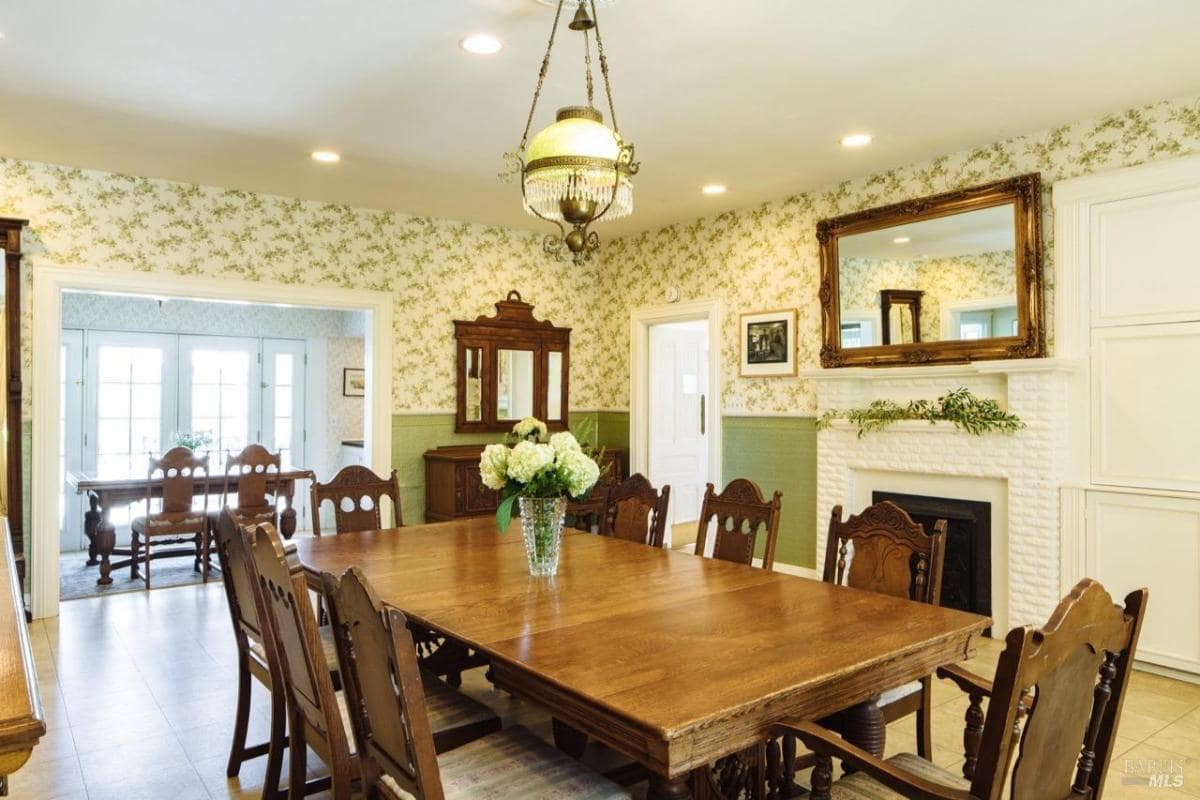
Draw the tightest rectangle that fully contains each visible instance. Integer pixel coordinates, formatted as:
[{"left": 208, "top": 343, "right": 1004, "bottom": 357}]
[
  {"left": 740, "top": 309, "right": 798, "bottom": 377},
  {"left": 343, "top": 368, "right": 366, "bottom": 397}
]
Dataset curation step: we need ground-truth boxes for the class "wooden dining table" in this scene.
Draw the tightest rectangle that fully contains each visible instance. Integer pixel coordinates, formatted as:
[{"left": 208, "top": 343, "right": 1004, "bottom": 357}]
[
  {"left": 68, "top": 468, "right": 313, "bottom": 585},
  {"left": 296, "top": 516, "right": 989, "bottom": 800}
]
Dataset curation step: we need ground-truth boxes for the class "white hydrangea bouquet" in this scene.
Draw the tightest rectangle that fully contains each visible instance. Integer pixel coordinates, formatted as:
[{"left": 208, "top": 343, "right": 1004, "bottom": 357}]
[{"left": 479, "top": 417, "right": 601, "bottom": 575}]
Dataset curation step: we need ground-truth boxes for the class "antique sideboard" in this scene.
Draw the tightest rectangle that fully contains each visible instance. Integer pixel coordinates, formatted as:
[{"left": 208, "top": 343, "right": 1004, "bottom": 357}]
[{"left": 423, "top": 444, "right": 625, "bottom": 524}]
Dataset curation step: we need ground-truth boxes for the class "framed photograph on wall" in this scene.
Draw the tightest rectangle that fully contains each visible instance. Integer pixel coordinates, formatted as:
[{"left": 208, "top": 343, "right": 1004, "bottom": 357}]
[
  {"left": 343, "top": 368, "right": 366, "bottom": 397},
  {"left": 740, "top": 309, "right": 798, "bottom": 377}
]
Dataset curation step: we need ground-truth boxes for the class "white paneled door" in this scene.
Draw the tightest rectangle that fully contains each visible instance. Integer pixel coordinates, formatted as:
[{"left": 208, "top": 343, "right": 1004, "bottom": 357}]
[{"left": 648, "top": 321, "right": 709, "bottom": 526}]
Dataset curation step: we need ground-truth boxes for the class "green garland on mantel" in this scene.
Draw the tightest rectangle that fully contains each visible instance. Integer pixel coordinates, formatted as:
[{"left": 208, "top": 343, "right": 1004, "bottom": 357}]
[{"left": 816, "top": 387, "right": 1025, "bottom": 439}]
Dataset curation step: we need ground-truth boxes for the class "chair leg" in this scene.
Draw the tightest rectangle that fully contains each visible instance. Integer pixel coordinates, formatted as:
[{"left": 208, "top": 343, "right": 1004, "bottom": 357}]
[
  {"left": 143, "top": 536, "right": 151, "bottom": 590},
  {"left": 916, "top": 676, "right": 933, "bottom": 760},
  {"left": 287, "top": 710, "right": 307, "bottom": 800},
  {"left": 264, "top": 684, "right": 287, "bottom": 800},
  {"left": 201, "top": 529, "right": 211, "bottom": 582},
  {"left": 810, "top": 754, "right": 833, "bottom": 800},
  {"left": 226, "top": 656, "right": 253, "bottom": 778}
]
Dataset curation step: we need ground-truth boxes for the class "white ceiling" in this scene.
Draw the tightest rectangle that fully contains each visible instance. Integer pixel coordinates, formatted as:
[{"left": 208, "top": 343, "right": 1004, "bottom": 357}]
[{"left": 1, "top": 1, "right": 1199, "bottom": 235}]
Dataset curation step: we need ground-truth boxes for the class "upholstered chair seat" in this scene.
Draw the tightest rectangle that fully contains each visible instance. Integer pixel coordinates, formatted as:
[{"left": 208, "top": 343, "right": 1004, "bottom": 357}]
[
  {"left": 382, "top": 725, "right": 630, "bottom": 800},
  {"left": 823, "top": 753, "right": 967, "bottom": 799}
]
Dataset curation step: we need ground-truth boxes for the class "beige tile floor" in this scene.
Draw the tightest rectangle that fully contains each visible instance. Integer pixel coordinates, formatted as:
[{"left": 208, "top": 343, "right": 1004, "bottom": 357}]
[{"left": 12, "top": 582, "right": 1200, "bottom": 799}]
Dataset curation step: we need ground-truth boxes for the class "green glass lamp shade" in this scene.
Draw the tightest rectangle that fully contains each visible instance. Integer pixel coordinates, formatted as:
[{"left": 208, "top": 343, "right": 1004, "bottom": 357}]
[{"left": 523, "top": 106, "right": 633, "bottom": 223}]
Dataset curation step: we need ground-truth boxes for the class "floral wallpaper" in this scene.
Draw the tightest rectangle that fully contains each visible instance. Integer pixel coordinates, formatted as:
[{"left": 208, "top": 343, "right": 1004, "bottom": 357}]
[
  {"left": 0, "top": 159, "right": 606, "bottom": 419},
  {"left": 838, "top": 251, "right": 1015, "bottom": 343},
  {"left": 3, "top": 93, "right": 1200, "bottom": 423},
  {"left": 596, "top": 93, "right": 1200, "bottom": 414}
]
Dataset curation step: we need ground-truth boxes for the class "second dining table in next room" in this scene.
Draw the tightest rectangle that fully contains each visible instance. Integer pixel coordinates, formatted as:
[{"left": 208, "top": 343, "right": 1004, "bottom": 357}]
[{"left": 295, "top": 516, "right": 989, "bottom": 800}]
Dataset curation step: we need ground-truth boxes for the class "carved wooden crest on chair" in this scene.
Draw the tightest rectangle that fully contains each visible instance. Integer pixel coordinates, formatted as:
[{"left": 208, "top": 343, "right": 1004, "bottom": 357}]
[
  {"left": 224, "top": 444, "right": 283, "bottom": 527},
  {"left": 695, "top": 479, "right": 783, "bottom": 571},
  {"left": 824, "top": 501, "right": 947, "bottom": 604},
  {"left": 600, "top": 473, "right": 670, "bottom": 548},
  {"left": 311, "top": 464, "right": 403, "bottom": 536}
]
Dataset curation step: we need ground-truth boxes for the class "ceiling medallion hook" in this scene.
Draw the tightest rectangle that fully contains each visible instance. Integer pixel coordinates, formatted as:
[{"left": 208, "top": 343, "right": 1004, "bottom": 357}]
[{"left": 508, "top": 0, "right": 636, "bottom": 265}]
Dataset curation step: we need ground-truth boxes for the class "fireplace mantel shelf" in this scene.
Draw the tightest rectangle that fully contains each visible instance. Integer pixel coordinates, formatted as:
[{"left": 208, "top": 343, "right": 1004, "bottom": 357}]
[{"left": 799, "top": 357, "right": 1081, "bottom": 382}]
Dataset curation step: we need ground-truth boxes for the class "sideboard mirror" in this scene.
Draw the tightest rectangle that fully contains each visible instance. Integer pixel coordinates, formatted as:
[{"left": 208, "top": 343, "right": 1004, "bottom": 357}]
[
  {"left": 817, "top": 173, "right": 1045, "bottom": 367},
  {"left": 455, "top": 291, "right": 570, "bottom": 433}
]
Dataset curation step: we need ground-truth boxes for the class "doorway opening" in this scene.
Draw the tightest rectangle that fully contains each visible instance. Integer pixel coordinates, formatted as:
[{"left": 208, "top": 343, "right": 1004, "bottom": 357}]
[
  {"left": 630, "top": 300, "right": 722, "bottom": 550},
  {"left": 57, "top": 290, "right": 369, "bottom": 601}
]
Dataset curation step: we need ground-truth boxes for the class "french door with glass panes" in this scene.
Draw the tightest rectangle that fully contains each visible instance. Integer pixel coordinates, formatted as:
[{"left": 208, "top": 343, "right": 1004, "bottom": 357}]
[
  {"left": 178, "top": 336, "right": 261, "bottom": 472},
  {"left": 83, "top": 332, "right": 179, "bottom": 527},
  {"left": 75, "top": 333, "right": 307, "bottom": 539}
]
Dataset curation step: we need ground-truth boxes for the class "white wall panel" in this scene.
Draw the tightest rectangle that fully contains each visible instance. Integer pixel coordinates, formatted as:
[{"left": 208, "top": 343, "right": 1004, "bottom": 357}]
[
  {"left": 1087, "top": 491, "right": 1200, "bottom": 673},
  {"left": 1092, "top": 323, "right": 1200, "bottom": 491},
  {"left": 1092, "top": 187, "right": 1200, "bottom": 326}
]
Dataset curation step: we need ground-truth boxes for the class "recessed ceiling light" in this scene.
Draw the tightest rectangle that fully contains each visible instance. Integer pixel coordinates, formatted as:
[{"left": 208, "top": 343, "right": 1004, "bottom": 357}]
[
  {"left": 701, "top": 184, "right": 727, "bottom": 196},
  {"left": 893, "top": 236, "right": 911, "bottom": 244},
  {"left": 461, "top": 33, "right": 503, "bottom": 55},
  {"left": 840, "top": 132, "right": 873, "bottom": 148},
  {"left": 311, "top": 150, "right": 341, "bottom": 164}
]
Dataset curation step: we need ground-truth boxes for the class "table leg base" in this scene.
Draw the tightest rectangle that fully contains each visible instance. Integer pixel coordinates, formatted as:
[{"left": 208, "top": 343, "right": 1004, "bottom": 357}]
[{"left": 648, "top": 774, "right": 692, "bottom": 800}]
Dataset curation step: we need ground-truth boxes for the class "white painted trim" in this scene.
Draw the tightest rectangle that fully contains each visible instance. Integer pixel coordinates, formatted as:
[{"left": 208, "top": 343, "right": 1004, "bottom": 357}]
[
  {"left": 31, "top": 267, "right": 393, "bottom": 619},
  {"left": 629, "top": 299, "right": 722, "bottom": 495},
  {"left": 1051, "top": 153, "right": 1200, "bottom": 207},
  {"left": 798, "top": 357, "right": 1080, "bottom": 382},
  {"left": 939, "top": 294, "right": 1018, "bottom": 340},
  {"left": 721, "top": 411, "right": 816, "bottom": 419}
]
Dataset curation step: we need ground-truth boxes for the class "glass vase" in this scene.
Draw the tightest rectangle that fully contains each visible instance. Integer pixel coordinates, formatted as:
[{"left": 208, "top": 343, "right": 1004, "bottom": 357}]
[{"left": 518, "top": 496, "right": 567, "bottom": 577}]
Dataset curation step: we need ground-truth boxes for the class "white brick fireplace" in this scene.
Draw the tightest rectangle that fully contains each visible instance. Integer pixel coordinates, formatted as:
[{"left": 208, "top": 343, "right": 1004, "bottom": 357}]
[{"left": 804, "top": 359, "right": 1077, "bottom": 636}]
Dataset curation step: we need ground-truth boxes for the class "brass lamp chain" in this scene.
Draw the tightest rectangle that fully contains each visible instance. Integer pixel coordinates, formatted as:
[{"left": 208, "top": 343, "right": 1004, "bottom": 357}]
[
  {"left": 518, "top": 0, "right": 568, "bottom": 153},
  {"left": 583, "top": 27, "right": 595, "bottom": 108},
  {"left": 590, "top": 0, "right": 619, "bottom": 134}
]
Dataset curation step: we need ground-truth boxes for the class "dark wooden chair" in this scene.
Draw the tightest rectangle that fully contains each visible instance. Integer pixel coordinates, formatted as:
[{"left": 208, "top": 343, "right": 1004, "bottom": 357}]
[
  {"left": 321, "top": 566, "right": 632, "bottom": 800},
  {"left": 211, "top": 507, "right": 291, "bottom": 800},
  {"left": 694, "top": 479, "right": 783, "bottom": 571},
  {"left": 310, "top": 465, "right": 403, "bottom": 536},
  {"left": 245, "top": 521, "right": 502, "bottom": 798},
  {"left": 777, "top": 578, "right": 1149, "bottom": 800},
  {"left": 823, "top": 502, "right": 947, "bottom": 755},
  {"left": 130, "top": 447, "right": 210, "bottom": 589},
  {"left": 211, "top": 444, "right": 282, "bottom": 579},
  {"left": 773, "top": 502, "right": 949, "bottom": 795},
  {"left": 599, "top": 473, "right": 670, "bottom": 548}
]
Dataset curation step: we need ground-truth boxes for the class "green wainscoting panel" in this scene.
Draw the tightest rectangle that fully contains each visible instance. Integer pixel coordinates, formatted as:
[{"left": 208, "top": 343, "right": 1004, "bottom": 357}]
[
  {"left": 390, "top": 415, "right": 497, "bottom": 525},
  {"left": 391, "top": 411, "right": 632, "bottom": 525},
  {"left": 721, "top": 416, "right": 818, "bottom": 569}
]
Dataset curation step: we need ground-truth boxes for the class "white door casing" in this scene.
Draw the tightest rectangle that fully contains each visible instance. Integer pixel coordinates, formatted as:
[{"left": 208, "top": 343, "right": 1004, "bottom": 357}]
[
  {"left": 648, "top": 322, "right": 709, "bottom": 525},
  {"left": 630, "top": 299, "right": 722, "bottom": 547},
  {"left": 59, "top": 330, "right": 84, "bottom": 551}
]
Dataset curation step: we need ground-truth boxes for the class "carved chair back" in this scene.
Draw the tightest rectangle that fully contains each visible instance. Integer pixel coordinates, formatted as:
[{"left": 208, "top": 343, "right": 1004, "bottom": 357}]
[
  {"left": 212, "top": 507, "right": 265, "bottom": 648},
  {"left": 144, "top": 446, "right": 209, "bottom": 528},
  {"left": 322, "top": 567, "right": 445, "bottom": 800},
  {"left": 310, "top": 465, "right": 403, "bottom": 536},
  {"left": 224, "top": 444, "right": 282, "bottom": 524},
  {"left": 823, "top": 501, "right": 947, "bottom": 605},
  {"left": 969, "top": 579, "right": 1148, "bottom": 800},
  {"left": 694, "top": 479, "right": 783, "bottom": 571},
  {"left": 600, "top": 473, "right": 671, "bottom": 548},
  {"left": 245, "top": 521, "right": 352, "bottom": 768}
]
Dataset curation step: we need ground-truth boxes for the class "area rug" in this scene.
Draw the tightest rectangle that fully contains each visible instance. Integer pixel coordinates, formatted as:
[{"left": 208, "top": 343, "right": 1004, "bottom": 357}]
[{"left": 59, "top": 550, "right": 214, "bottom": 601}]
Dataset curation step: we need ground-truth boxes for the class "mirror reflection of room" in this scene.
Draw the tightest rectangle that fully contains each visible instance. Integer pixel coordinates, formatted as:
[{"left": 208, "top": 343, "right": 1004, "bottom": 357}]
[{"left": 838, "top": 203, "right": 1018, "bottom": 348}]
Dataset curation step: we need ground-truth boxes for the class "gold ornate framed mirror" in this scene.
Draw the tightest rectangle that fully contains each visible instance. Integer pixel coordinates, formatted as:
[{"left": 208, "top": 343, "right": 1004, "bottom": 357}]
[
  {"left": 817, "top": 173, "right": 1044, "bottom": 367},
  {"left": 454, "top": 291, "right": 570, "bottom": 433}
]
